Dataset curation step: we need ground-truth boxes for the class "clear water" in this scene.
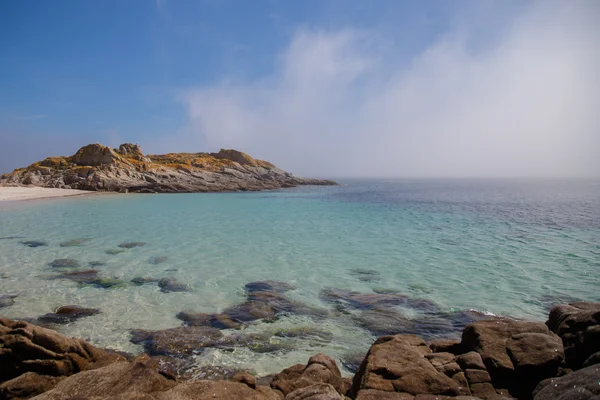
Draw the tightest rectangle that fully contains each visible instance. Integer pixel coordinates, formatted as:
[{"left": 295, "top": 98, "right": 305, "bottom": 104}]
[{"left": 1, "top": 179, "right": 599, "bottom": 376}]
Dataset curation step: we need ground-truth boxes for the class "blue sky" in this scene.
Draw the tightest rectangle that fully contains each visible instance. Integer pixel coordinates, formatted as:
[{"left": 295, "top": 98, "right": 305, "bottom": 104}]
[{"left": 1, "top": 1, "right": 599, "bottom": 177}]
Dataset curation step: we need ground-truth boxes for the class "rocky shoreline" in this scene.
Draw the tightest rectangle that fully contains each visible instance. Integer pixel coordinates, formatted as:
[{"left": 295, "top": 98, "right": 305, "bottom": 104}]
[
  {"left": 0, "top": 302, "right": 598, "bottom": 400},
  {"left": 0, "top": 143, "right": 337, "bottom": 193}
]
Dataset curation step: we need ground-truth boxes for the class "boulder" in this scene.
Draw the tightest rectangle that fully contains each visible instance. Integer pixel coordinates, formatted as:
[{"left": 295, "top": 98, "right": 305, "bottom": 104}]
[
  {"left": 546, "top": 302, "right": 600, "bottom": 369},
  {"left": 38, "top": 305, "right": 101, "bottom": 324},
  {"left": 117, "top": 143, "right": 149, "bottom": 162},
  {"left": 0, "top": 318, "right": 124, "bottom": 384},
  {"left": 130, "top": 326, "right": 223, "bottom": 356},
  {"left": 533, "top": 364, "right": 600, "bottom": 399},
  {"left": 32, "top": 361, "right": 177, "bottom": 399},
  {"left": 350, "top": 335, "right": 466, "bottom": 397},
  {"left": 72, "top": 143, "right": 121, "bottom": 166},
  {"left": 285, "top": 383, "right": 343, "bottom": 400},
  {"left": 152, "top": 379, "right": 282, "bottom": 400},
  {"left": 271, "top": 354, "right": 347, "bottom": 397},
  {"left": 0, "top": 372, "right": 63, "bottom": 399},
  {"left": 355, "top": 390, "right": 415, "bottom": 399}
]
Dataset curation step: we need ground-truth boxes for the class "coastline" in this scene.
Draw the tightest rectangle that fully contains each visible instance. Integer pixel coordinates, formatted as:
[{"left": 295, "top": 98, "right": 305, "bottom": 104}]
[
  {"left": 0, "top": 187, "right": 101, "bottom": 202},
  {"left": 0, "top": 301, "right": 598, "bottom": 399}
]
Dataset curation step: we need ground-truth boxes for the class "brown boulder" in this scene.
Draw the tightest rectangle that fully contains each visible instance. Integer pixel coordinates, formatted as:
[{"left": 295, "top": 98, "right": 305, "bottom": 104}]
[
  {"left": 0, "top": 318, "right": 123, "bottom": 383},
  {"left": 461, "top": 319, "right": 561, "bottom": 394},
  {"left": 355, "top": 390, "right": 415, "bottom": 399},
  {"left": 152, "top": 379, "right": 282, "bottom": 400},
  {"left": 533, "top": 364, "right": 600, "bottom": 399},
  {"left": 32, "top": 361, "right": 177, "bottom": 399},
  {"left": 285, "top": 383, "right": 343, "bottom": 400},
  {"left": 271, "top": 354, "right": 346, "bottom": 397},
  {"left": 546, "top": 302, "right": 600, "bottom": 369},
  {"left": 0, "top": 372, "right": 63, "bottom": 399},
  {"left": 350, "top": 335, "right": 466, "bottom": 397}
]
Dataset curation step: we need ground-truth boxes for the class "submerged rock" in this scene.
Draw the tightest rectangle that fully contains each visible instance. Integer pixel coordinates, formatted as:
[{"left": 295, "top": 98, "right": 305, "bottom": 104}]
[
  {"left": 105, "top": 248, "right": 126, "bottom": 255},
  {"left": 215, "top": 333, "right": 296, "bottom": 354},
  {"left": 52, "top": 269, "right": 126, "bottom": 289},
  {"left": 244, "top": 280, "right": 296, "bottom": 293},
  {"left": 158, "top": 277, "right": 192, "bottom": 293},
  {"left": 320, "top": 288, "right": 408, "bottom": 310},
  {"left": 131, "top": 276, "right": 160, "bottom": 285},
  {"left": 130, "top": 326, "right": 223, "bottom": 356},
  {"left": 118, "top": 242, "right": 147, "bottom": 249},
  {"left": 59, "top": 238, "right": 91, "bottom": 247},
  {"left": 271, "top": 326, "right": 334, "bottom": 341},
  {"left": 88, "top": 261, "right": 106, "bottom": 267},
  {"left": 149, "top": 256, "right": 168, "bottom": 264},
  {"left": 0, "top": 294, "right": 17, "bottom": 309},
  {"left": 20, "top": 240, "right": 48, "bottom": 248},
  {"left": 38, "top": 305, "right": 101, "bottom": 324},
  {"left": 354, "top": 307, "right": 415, "bottom": 337},
  {"left": 48, "top": 258, "right": 81, "bottom": 268},
  {"left": 177, "top": 311, "right": 244, "bottom": 330}
]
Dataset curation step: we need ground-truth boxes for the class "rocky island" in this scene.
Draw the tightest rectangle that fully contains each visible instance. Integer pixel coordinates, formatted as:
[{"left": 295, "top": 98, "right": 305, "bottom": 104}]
[
  {"left": 0, "top": 301, "right": 599, "bottom": 399},
  {"left": 0, "top": 143, "right": 336, "bottom": 193}
]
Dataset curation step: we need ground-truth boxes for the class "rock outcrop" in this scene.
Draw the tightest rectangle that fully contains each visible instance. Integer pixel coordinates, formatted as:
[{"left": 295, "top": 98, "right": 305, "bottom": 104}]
[
  {"left": 0, "top": 143, "right": 337, "bottom": 193},
  {"left": 1, "top": 301, "right": 599, "bottom": 399}
]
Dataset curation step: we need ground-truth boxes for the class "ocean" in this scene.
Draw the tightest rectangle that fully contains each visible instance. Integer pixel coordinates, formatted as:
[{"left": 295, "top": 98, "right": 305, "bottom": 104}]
[{"left": 1, "top": 179, "right": 599, "bottom": 376}]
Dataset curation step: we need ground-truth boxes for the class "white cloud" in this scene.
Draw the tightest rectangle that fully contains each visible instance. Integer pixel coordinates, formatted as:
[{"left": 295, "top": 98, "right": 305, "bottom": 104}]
[{"left": 174, "top": 0, "right": 600, "bottom": 178}]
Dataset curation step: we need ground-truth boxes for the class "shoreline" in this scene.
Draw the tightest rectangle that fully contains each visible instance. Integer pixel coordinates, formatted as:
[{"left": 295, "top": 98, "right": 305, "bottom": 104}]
[
  {"left": 0, "top": 301, "right": 598, "bottom": 399},
  {"left": 0, "top": 186, "right": 103, "bottom": 202}
]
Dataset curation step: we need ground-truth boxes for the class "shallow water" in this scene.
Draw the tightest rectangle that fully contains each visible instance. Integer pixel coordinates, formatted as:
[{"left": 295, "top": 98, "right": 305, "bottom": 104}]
[{"left": 1, "top": 179, "right": 599, "bottom": 375}]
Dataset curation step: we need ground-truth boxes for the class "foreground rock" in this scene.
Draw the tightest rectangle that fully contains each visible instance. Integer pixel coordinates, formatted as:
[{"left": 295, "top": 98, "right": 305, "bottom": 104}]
[{"left": 1, "top": 143, "right": 337, "bottom": 193}]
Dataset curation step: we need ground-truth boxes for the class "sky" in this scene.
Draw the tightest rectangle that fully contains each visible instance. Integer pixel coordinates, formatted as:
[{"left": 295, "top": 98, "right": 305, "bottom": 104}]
[{"left": 1, "top": 0, "right": 599, "bottom": 177}]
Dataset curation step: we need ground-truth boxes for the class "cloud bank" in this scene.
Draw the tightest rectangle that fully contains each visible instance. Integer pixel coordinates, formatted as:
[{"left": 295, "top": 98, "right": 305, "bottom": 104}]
[{"left": 175, "top": 1, "right": 600, "bottom": 178}]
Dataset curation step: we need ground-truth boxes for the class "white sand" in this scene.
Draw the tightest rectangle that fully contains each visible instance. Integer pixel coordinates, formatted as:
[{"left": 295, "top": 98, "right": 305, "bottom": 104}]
[{"left": 0, "top": 186, "right": 97, "bottom": 201}]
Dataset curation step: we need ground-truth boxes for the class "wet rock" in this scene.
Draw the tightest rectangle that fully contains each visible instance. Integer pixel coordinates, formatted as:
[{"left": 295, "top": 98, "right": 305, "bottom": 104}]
[
  {"left": 340, "top": 352, "right": 367, "bottom": 374},
  {"left": 245, "top": 280, "right": 297, "bottom": 293},
  {"left": 131, "top": 276, "right": 159, "bottom": 285},
  {"left": 105, "top": 248, "right": 126, "bottom": 255},
  {"left": 88, "top": 261, "right": 106, "bottom": 267},
  {"left": 546, "top": 301, "right": 600, "bottom": 369},
  {"left": 355, "top": 307, "right": 415, "bottom": 337},
  {"left": 349, "top": 335, "right": 464, "bottom": 397},
  {"left": 32, "top": 360, "right": 177, "bottom": 400},
  {"left": 38, "top": 305, "right": 101, "bottom": 324},
  {"left": 215, "top": 333, "right": 296, "bottom": 354},
  {"left": 130, "top": 326, "right": 223, "bottom": 356},
  {"left": 447, "top": 309, "right": 503, "bottom": 331},
  {"left": 533, "top": 364, "right": 600, "bottom": 400},
  {"left": 118, "top": 242, "right": 146, "bottom": 248},
  {"left": 0, "top": 372, "right": 63, "bottom": 399},
  {"left": 0, "top": 295, "right": 17, "bottom": 309},
  {"left": 0, "top": 318, "right": 124, "bottom": 383},
  {"left": 158, "top": 277, "right": 193, "bottom": 293},
  {"left": 48, "top": 259, "right": 80, "bottom": 268},
  {"left": 20, "top": 240, "right": 48, "bottom": 248},
  {"left": 320, "top": 288, "right": 408, "bottom": 310},
  {"left": 223, "top": 291, "right": 296, "bottom": 323},
  {"left": 461, "top": 319, "right": 563, "bottom": 397},
  {"left": 231, "top": 371, "right": 257, "bottom": 389},
  {"left": 149, "top": 256, "right": 168, "bottom": 264},
  {"left": 59, "top": 238, "right": 91, "bottom": 247},
  {"left": 271, "top": 354, "right": 347, "bottom": 397}
]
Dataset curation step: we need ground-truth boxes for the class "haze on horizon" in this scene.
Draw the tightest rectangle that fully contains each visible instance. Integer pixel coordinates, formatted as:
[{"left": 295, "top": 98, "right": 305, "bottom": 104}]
[{"left": 1, "top": 1, "right": 599, "bottom": 178}]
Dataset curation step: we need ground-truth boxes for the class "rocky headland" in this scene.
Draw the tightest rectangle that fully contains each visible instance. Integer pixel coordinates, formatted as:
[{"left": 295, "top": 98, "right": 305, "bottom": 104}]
[
  {"left": 0, "top": 143, "right": 336, "bottom": 193},
  {"left": 0, "top": 301, "right": 598, "bottom": 400}
]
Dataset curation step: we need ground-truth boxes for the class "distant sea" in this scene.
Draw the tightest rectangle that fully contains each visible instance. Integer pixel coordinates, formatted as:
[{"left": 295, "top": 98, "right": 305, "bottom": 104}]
[{"left": 1, "top": 179, "right": 599, "bottom": 375}]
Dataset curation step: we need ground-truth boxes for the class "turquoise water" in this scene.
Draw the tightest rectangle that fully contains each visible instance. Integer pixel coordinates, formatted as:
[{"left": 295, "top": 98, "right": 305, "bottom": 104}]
[{"left": 1, "top": 179, "right": 599, "bottom": 375}]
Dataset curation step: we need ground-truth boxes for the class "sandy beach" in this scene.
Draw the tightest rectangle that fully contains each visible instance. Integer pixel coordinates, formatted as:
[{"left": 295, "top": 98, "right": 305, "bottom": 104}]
[{"left": 0, "top": 186, "right": 97, "bottom": 201}]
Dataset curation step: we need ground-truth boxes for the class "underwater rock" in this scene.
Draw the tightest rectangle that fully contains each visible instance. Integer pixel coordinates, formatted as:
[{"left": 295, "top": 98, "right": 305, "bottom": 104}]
[
  {"left": 177, "top": 311, "right": 244, "bottom": 330},
  {"left": 49, "top": 258, "right": 81, "bottom": 268},
  {"left": 350, "top": 269, "right": 381, "bottom": 282},
  {"left": 149, "top": 256, "right": 168, "bottom": 264},
  {"left": 21, "top": 240, "right": 48, "bottom": 248},
  {"left": 150, "top": 355, "right": 242, "bottom": 382},
  {"left": 215, "top": 333, "right": 296, "bottom": 354},
  {"left": 118, "top": 242, "right": 146, "bottom": 249},
  {"left": 158, "top": 277, "right": 193, "bottom": 293},
  {"left": 52, "top": 269, "right": 126, "bottom": 289},
  {"left": 244, "top": 280, "right": 297, "bottom": 293},
  {"left": 354, "top": 307, "right": 415, "bottom": 337},
  {"left": 0, "top": 236, "right": 25, "bottom": 240},
  {"left": 340, "top": 352, "right": 367, "bottom": 374},
  {"left": 38, "top": 305, "right": 101, "bottom": 324},
  {"left": 271, "top": 326, "right": 334, "bottom": 342},
  {"left": 320, "top": 288, "right": 408, "bottom": 310},
  {"left": 88, "top": 261, "right": 106, "bottom": 267},
  {"left": 0, "top": 294, "right": 17, "bottom": 309},
  {"left": 105, "top": 249, "right": 126, "bottom": 255},
  {"left": 130, "top": 326, "right": 223, "bottom": 356},
  {"left": 59, "top": 238, "right": 91, "bottom": 247},
  {"left": 131, "top": 276, "right": 160, "bottom": 285}
]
